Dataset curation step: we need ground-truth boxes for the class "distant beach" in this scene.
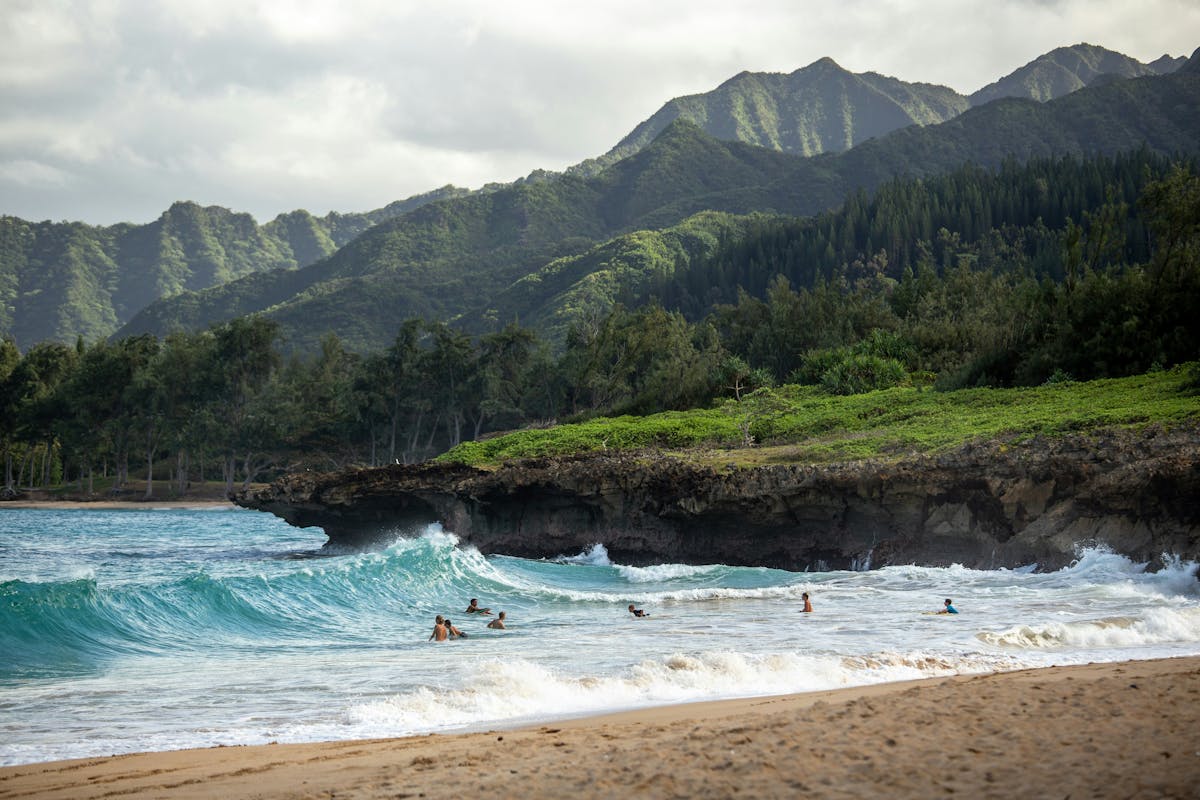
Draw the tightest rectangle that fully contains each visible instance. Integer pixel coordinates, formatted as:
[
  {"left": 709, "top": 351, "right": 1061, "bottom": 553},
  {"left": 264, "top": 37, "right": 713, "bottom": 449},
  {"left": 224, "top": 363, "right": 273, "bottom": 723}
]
[
  {"left": 0, "top": 499, "right": 234, "bottom": 510},
  {"left": 2, "top": 656, "right": 1197, "bottom": 799}
]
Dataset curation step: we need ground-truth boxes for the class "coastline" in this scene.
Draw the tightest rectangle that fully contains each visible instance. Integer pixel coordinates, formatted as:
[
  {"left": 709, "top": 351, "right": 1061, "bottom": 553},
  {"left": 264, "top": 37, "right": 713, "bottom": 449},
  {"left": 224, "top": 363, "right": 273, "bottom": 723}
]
[
  {"left": 0, "top": 499, "right": 236, "bottom": 510},
  {"left": 2, "top": 656, "right": 1197, "bottom": 799}
]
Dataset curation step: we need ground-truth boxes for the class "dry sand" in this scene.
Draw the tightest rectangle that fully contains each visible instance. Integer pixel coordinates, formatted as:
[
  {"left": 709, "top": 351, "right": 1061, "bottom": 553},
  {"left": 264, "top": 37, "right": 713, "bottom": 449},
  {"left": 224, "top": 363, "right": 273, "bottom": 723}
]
[{"left": 2, "top": 656, "right": 1197, "bottom": 799}]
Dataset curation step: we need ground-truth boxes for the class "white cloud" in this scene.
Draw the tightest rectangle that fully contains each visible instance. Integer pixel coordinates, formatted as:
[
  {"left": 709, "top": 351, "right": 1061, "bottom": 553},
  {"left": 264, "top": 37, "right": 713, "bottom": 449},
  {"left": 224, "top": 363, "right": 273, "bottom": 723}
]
[
  {"left": 0, "top": 0, "right": 1196, "bottom": 224},
  {"left": 0, "top": 159, "right": 71, "bottom": 187}
]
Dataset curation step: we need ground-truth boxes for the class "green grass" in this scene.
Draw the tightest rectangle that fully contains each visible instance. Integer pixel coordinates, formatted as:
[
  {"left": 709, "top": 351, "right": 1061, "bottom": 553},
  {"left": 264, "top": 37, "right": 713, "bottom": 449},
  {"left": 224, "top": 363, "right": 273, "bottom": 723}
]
[{"left": 440, "top": 364, "right": 1200, "bottom": 467}]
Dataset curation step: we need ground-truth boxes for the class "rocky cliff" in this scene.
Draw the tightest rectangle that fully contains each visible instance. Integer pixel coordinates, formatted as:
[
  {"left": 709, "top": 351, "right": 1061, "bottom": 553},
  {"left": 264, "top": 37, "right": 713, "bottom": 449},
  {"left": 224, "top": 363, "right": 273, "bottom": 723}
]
[{"left": 235, "top": 425, "right": 1200, "bottom": 571}]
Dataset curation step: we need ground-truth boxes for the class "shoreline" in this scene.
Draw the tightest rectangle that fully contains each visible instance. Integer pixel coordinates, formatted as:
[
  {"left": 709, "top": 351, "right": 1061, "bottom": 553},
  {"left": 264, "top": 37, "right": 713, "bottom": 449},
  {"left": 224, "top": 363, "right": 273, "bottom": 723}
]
[
  {"left": 2, "top": 656, "right": 1198, "bottom": 799},
  {"left": 0, "top": 499, "right": 236, "bottom": 510}
]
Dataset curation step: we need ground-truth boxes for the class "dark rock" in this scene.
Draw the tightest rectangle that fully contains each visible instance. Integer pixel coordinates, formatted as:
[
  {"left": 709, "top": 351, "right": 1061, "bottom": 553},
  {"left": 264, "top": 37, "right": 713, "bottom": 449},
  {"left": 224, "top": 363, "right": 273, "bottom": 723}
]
[{"left": 235, "top": 425, "right": 1200, "bottom": 571}]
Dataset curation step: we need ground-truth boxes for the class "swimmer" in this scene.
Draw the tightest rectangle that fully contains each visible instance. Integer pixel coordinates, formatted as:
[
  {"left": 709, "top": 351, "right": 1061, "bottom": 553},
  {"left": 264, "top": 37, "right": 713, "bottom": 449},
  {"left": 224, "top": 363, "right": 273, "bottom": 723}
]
[
  {"left": 939, "top": 598, "right": 959, "bottom": 614},
  {"left": 487, "top": 611, "right": 507, "bottom": 629},
  {"left": 465, "top": 598, "right": 493, "bottom": 615},
  {"left": 628, "top": 604, "right": 649, "bottom": 618},
  {"left": 429, "top": 615, "right": 448, "bottom": 642},
  {"left": 802, "top": 592, "right": 813, "bottom": 612},
  {"left": 445, "top": 618, "right": 468, "bottom": 638}
]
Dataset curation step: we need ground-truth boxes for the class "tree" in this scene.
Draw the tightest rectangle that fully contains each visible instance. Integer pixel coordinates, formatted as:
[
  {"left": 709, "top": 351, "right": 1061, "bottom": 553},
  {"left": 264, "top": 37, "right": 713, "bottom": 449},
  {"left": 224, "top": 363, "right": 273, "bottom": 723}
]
[
  {"left": 209, "top": 316, "right": 281, "bottom": 495},
  {"left": 471, "top": 323, "right": 536, "bottom": 438},
  {"left": 0, "top": 337, "right": 21, "bottom": 494}
]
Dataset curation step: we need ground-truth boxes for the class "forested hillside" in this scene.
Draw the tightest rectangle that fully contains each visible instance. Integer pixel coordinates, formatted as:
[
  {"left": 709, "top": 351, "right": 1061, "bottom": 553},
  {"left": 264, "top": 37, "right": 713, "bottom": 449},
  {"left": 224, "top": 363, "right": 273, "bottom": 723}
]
[
  {"left": 113, "top": 65, "right": 1200, "bottom": 354},
  {"left": 0, "top": 186, "right": 468, "bottom": 347},
  {"left": 2, "top": 44, "right": 1188, "bottom": 354},
  {"left": 2, "top": 42, "right": 1190, "bottom": 352}
]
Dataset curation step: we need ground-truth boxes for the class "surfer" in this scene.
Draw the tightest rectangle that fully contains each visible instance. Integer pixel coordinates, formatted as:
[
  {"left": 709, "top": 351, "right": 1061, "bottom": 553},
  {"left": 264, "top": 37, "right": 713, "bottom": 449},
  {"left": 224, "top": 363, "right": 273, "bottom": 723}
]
[
  {"left": 487, "top": 611, "right": 507, "bottom": 629},
  {"left": 939, "top": 598, "right": 959, "bottom": 614},
  {"left": 429, "top": 615, "right": 448, "bottom": 642},
  {"left": 628, "top": 604, "right": 649, "bottom": 618},
  {"left": 802, "top": 592, "right": 813, "bottom": 612},
  {"left": 465, "top": 598, "right": 493, "bottom": 615},
  {"left": 445, "top": 618, "right": 468, "bottom": 638}
]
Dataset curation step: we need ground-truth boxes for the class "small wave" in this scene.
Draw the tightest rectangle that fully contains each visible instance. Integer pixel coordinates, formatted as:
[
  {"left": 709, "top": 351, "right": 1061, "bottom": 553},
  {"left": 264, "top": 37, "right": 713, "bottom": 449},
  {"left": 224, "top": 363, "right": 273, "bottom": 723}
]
[
  {"left": 347, "top": 648, "right": 1021, "bottom": 736},
  {"left": 615, "top": 563, "right": 724, "bottom": 583},
  {"left": 977, "top": 607, "right": 1200, "bottom": 650},
  {"left": 553, "top": 543, "right": 612, "bottom": 567}
]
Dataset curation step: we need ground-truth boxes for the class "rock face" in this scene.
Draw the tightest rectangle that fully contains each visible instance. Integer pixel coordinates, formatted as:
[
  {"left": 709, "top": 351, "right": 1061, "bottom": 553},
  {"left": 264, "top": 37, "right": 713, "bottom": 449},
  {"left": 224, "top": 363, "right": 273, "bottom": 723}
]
[{"left": 235, "top": 425, "right": 1200, "bottom": 571}]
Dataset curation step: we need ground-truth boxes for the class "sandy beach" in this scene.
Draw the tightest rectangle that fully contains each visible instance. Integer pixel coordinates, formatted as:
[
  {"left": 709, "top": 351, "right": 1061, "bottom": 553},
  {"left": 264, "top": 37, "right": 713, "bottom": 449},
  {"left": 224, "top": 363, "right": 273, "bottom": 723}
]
[{"left": 2, "top": 656, "right": 1197, "bottom": 800}]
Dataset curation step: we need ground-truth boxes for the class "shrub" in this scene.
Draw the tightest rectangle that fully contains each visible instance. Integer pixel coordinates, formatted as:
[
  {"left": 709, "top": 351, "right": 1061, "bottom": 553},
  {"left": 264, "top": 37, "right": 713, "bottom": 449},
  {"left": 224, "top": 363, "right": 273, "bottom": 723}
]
[{"left": 820, "top": 354, "right": 908, "bottom": 395}]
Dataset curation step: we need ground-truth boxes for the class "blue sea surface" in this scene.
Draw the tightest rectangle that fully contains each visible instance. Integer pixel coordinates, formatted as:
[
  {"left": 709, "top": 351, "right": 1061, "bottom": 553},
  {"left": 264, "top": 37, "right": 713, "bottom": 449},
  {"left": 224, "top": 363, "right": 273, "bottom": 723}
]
[{"left": 2, "top": 507, "right": 1199, "bottom": 766}]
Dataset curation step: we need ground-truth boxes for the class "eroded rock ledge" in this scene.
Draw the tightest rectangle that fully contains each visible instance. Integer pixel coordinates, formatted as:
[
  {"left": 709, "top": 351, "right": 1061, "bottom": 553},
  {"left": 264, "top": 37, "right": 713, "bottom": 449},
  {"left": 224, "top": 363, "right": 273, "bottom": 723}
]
[{"left": 235, "top": 425, "right": 1200, "bottom": 571}]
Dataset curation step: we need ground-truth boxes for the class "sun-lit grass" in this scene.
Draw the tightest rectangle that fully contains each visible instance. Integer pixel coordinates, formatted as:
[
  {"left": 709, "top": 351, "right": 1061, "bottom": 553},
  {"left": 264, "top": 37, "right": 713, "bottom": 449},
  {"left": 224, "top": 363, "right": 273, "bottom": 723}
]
[{"left": 439, "top": 364, "right": 1200, "bottom": 467}]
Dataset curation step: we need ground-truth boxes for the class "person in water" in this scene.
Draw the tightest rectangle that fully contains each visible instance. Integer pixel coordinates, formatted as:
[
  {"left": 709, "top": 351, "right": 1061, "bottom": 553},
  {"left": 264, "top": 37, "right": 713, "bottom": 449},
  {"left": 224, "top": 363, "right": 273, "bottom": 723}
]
[
  {"left": 487, "top": 611, "right": 507, "bottom": 629},
  {"left": 802, "top": 592, "right": 813, "bottom": 612},
  {"left": 628, "top": 604, "right": 649, "bottom": 617},
  {"left": 445, "top": 618, "right": 468, "bottom": 638},
  {"left": 429, "top": 615, "right": 448, "bottom": 642},
  {"left": 940, "top": 598, "right": 959, "bottom": 614},
  {"left": 465, "top": 598, "right": 493, "bottom": 615}
]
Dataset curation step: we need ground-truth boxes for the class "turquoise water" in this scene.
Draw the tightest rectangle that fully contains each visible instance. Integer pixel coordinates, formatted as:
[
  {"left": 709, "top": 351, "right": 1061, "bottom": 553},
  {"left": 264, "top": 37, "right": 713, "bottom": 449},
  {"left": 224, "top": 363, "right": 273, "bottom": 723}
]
[{"left": 2, "top": 507, "right": 1199, "bottom": 766}]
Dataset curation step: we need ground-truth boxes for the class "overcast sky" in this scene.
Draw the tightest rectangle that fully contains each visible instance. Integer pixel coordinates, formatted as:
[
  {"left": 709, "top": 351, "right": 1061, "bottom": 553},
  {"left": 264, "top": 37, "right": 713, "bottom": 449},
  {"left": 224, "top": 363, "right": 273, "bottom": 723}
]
[{"left": 1, "top": 0, "right": 1196, "bottom": 226}]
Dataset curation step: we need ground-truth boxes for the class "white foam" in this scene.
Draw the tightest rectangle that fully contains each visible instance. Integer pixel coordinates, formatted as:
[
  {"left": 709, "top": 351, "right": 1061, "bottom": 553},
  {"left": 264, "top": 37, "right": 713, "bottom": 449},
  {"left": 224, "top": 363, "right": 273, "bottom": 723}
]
[
  {"left": 978, "top": 607, "right": 1200, "bottom": 650},
  {"left": 345, "top": 649, "right": 1019, "bottom": 737},
  {"left": 554, "top": 543, "right": 612, "bottom": 566},
  {"left": 615, "top": 563, "right": 721, "bottom": 583}
]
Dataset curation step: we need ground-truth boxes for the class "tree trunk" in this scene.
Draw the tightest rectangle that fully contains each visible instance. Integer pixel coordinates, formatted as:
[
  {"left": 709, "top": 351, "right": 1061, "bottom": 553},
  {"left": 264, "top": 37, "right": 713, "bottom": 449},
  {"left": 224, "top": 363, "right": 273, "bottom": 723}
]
[
  {"left": 144, "top": 431, "right": 154, "bottom": 500},
  {"left": 388, "top": 411, "right": 397, "bottom": 464},
  {"left": 4, "top": 446, "right": 13, "bottom": 493},
  {"left": 17, "top": 448, "right": 30, "bottom": 490},
  {"left": 42, "top": 440, "right": 52, "bottom": 488}
]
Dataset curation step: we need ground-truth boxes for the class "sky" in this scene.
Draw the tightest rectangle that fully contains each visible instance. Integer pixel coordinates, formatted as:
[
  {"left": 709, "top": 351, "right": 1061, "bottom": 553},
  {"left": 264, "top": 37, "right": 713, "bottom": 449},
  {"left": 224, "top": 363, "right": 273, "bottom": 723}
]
[{"left": 1, "top": 1, "right": 1197, "bottom": 226}]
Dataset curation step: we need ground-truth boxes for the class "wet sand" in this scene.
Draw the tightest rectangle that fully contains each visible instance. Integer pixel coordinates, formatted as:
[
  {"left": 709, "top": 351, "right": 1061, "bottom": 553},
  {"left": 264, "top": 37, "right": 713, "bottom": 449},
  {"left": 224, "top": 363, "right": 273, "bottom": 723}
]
[{"left": 2, "top": 656, "right": 1197, "bottom": 799}]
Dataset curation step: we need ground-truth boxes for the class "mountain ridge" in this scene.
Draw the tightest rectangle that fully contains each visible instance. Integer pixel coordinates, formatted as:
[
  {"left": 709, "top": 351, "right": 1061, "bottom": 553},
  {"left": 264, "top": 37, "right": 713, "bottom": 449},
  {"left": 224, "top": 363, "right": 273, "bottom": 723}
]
[
  {"left": 116, "top": 67, "right": 1200, "bottom": 353},
  {"left": 0, "top": 186, "right": 469, "bottom": 347},
  {"left": 3, "top": 42, "right": 1194, "bottom": 350}
]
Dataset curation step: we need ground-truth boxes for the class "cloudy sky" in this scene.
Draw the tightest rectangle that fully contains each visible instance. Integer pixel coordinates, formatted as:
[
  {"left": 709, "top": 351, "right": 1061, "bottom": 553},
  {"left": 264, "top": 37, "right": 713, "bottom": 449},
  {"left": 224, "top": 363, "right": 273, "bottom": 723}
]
[{"left": 1, "top": 0, "right": 1196, "bottom": 226}]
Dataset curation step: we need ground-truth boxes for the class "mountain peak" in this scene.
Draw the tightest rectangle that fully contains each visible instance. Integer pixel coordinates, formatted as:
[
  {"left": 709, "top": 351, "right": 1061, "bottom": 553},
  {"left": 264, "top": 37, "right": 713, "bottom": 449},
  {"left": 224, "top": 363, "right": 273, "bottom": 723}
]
[
  {"left": 1181, "top": 46, "right": 1200, "bottom": 74},
  {"left": 801, "top": 56, "right": 846, "bottom": 73},
  {"left": 969, "top": 43, "right": 1159, "bottom": 106}
]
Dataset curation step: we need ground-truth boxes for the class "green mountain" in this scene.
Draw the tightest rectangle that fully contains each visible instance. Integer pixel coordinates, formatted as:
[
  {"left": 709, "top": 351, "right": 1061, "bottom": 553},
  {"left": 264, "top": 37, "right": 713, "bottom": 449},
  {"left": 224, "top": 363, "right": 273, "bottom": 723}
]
[
  {"left": 1181, "top": 46, "right": 1200, "bottom": 74},
  {"left": 460, "top": 210, "right": 761, "bottom": 344},
  {"left": 583, "top": 57, "right": 969, "bottom": 170},
  {"left": 968, "top": 43, "right": 1162, "bottom": 105},
  {"left": 6, "top": 43, "right": 1195, "bottom": 352},
  {"left": 117, "top": 67, "right": 1200, "bottom": 354},
  {"left": 570, "top": 44, "right": 1175, "bottom": 179},
  {"left": 1148, "top": 54, "right": 1188, "bottom": 74},
  {"left": 117, "top": 125, "right": 802, "bottom": 351},
  {"left": 0, "top": 186, "right": 467, "bottom": 347}
]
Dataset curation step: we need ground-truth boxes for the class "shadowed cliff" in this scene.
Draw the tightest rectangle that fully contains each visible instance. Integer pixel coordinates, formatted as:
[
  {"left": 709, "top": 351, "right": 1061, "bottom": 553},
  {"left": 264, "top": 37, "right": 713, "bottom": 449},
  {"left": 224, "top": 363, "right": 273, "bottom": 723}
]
[{"left": 236, "top": 424, "right": 1200, "bottom": 572}]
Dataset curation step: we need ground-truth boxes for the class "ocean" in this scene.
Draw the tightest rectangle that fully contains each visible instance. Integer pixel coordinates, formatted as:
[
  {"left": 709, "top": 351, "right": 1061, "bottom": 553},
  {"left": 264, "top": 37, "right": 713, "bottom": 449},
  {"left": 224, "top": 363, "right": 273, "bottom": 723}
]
[{"left": 2, "top": 507, "right": 1199, "bottom": 767}]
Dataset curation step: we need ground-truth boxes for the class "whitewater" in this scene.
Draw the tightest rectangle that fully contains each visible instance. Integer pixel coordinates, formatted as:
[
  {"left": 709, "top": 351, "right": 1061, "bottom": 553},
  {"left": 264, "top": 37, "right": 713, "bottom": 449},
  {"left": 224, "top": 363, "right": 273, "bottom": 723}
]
[{"left": 2, "top": 508, "right": 1199, "bottom": 767}]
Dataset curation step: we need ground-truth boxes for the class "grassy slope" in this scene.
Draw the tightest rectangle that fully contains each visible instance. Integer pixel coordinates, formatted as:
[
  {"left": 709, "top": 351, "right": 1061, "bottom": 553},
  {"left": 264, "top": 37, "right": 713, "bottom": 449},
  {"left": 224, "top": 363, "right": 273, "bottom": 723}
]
[{"left": 440, "top": 365, "right": 1200, "bottom": 468}]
